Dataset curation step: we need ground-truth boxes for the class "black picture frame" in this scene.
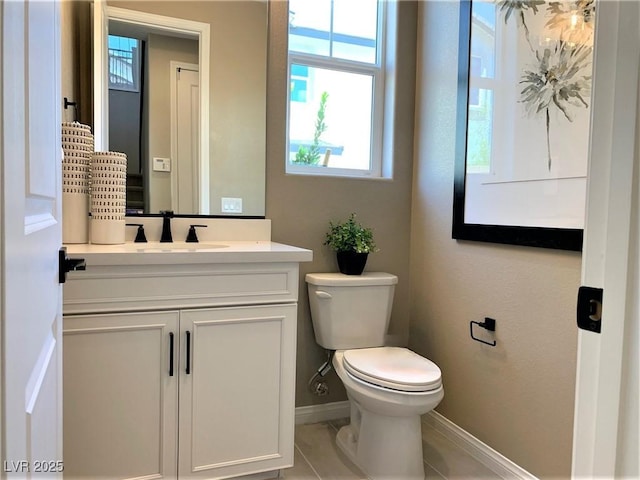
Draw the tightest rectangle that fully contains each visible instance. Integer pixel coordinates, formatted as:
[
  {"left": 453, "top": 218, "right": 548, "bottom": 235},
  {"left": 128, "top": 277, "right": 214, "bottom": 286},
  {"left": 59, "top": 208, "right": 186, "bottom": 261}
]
[{"left": 452, "top": 0, "right": 583, "bottom": 252}]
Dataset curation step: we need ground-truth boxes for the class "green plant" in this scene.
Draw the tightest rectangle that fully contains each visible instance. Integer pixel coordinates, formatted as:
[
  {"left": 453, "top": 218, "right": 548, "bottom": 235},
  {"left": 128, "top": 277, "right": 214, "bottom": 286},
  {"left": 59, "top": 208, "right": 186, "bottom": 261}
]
[
  {"left": 324, "top": 213, "right": 377, "bottom": 254},
  {"left": 294, "top": 91, "right": 329, "bottom": 165}
]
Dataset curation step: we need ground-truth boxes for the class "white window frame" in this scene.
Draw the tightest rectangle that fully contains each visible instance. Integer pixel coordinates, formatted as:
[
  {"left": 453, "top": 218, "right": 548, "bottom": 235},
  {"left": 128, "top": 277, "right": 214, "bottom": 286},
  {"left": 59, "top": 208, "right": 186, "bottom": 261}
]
[
  {"left": 467, "top": 6, "right": 504, "bottom": 177},
  {"left": 286, "top": 0, "right": 388, "bottom": 178}
]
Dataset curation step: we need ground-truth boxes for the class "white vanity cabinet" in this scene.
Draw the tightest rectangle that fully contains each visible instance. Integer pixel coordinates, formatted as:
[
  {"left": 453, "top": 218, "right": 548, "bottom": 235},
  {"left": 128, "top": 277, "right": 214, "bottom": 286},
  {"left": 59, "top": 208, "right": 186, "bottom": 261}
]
[
  {"left": 62, "top": 242, "right": 312, "bottom": 480},
  {"left": 63, "top": 310, "right": 180, "bottom": 478},
  {"left": 178, "top": 304, "right": 297, "bottom": 479}
]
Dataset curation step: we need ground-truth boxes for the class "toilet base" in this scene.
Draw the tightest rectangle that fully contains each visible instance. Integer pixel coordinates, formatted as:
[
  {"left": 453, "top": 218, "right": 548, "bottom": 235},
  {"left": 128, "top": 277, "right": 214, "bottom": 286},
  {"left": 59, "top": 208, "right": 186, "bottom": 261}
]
[{"left": 335, "top": 409, "right": 425, "bottom": 480}]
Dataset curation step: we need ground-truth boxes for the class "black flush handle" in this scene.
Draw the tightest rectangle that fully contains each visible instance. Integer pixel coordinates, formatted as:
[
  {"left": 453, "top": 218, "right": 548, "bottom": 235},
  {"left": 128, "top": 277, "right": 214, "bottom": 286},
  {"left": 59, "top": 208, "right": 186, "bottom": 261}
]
[{"left": 58, "top": 247, "right": 86, "bottom": 284}]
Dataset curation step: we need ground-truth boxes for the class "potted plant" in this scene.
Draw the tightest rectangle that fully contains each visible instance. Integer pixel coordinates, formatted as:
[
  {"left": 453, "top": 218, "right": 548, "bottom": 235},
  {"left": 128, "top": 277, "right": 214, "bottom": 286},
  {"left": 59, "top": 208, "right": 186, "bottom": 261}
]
[{"left": 324, "top": 213, "right": 377, "bottom": 275}]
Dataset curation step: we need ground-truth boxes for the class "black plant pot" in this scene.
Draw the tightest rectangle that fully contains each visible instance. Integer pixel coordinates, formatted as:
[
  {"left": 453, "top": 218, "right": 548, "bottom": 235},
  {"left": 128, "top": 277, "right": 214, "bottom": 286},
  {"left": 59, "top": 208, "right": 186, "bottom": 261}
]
[{"left": 337, "top": 251, "right": 368, "bottom": 275}]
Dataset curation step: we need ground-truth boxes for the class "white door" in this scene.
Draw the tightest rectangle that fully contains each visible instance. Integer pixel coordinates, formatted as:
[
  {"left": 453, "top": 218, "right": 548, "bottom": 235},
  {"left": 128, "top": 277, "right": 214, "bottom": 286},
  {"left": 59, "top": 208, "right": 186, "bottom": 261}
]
[
  {"left": 572, "top": 1, "right": 639, "bottom": 477},
  {"left": 1, "top": 0, "right": 64, "bottom": 476},
  {"left": 171, "top": 64, "right": 199, "bottom": 214}
]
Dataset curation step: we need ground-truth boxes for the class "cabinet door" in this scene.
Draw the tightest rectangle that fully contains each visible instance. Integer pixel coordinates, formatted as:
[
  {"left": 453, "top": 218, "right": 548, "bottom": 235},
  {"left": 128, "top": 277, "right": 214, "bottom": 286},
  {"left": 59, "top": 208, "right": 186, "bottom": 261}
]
[
  {"left": 63, "top": 311, "right": 179, "bottom": 479},
  {"left": 178, "top": 304, "right": 297, "bottom": 478}
]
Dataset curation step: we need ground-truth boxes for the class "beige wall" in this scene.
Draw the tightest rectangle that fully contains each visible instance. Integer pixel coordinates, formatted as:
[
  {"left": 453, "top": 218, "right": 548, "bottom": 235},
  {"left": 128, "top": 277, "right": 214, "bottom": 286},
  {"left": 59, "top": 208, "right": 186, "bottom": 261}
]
[
  {"left": 108, "top": 1, "right": 267, "bottom": 215},
  {"left": 61, "top": 0, "right": 92, "bottom": 125},
  {"left": 146, "top": 34, "right": 199, "bottom": 213},
  {"left": 410, "top": 2, "right": 581, "bottom": 478},
  {"left": 265, "top": 1, "right": 418, "bottom": 407},
  {"left": 61, "top": 0, "right": 77, "bottom": 123}
]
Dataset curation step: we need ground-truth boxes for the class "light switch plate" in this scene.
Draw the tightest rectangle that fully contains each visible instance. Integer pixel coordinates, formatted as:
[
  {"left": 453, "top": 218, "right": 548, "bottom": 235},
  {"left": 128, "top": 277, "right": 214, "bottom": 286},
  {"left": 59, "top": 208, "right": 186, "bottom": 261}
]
[
  {"left": 153, "top": 157, "right": 171, "bottom": 172},
  {"left": 221, "top": 197, "right": 243, "bottom": 213}
]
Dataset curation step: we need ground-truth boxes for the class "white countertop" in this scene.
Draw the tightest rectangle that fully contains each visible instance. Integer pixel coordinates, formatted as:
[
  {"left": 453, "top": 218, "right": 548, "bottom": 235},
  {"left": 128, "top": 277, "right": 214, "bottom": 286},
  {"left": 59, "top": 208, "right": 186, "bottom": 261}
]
[{"left": 65, "top": 241, "right": 313, "bottom": 266}]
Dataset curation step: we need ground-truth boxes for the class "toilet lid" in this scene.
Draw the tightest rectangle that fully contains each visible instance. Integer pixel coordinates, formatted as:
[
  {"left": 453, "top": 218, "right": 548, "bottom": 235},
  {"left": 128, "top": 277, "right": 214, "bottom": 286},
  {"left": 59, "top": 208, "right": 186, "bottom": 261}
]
[{"left": 343, "top": 347, "right": 442, "bottom": 392}]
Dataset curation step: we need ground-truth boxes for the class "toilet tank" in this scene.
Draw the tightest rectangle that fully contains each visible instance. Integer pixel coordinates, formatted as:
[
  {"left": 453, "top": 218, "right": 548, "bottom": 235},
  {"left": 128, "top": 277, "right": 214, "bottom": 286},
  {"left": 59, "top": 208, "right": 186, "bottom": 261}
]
[{"left": 305, "top": 272, "right": 398, "bottom": 350}]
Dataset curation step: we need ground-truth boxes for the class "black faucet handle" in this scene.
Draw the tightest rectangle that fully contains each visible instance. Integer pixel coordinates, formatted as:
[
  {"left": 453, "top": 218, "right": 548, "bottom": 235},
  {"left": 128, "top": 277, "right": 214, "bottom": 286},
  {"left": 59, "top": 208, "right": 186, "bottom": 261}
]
[
  {"left": 185, "top": 224, "right": 207, "bottom": 243},
  {"left": 126, "top": 223, "right": 148, "bottom": 243}
]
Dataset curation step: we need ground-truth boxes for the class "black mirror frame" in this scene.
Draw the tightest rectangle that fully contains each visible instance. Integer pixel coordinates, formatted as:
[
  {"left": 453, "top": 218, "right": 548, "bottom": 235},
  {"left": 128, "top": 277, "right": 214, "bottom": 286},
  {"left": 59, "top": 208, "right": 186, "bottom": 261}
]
[{"left": 451, "top": 0, "right": 583, "bottom": 252}]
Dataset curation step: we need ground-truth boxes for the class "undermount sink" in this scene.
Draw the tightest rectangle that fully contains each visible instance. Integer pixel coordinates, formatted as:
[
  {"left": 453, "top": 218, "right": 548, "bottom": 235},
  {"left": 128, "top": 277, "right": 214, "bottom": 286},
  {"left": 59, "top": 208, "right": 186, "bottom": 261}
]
[{"left": 131, "top": 242, "right": 229, "bottom": 252}]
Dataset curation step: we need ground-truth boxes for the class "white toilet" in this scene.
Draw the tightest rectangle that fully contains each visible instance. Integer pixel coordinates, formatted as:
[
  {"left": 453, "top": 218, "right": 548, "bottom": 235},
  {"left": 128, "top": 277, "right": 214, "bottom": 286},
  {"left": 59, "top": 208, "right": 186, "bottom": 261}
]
[{"left": 306, "top": 272, "right": 443, "bottom": 480}]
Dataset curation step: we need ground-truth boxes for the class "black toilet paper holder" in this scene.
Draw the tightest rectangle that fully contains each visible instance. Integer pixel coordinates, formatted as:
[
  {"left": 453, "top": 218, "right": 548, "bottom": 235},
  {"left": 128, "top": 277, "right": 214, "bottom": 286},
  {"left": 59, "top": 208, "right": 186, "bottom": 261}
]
[{"left": 470, "top": 317, "right": 496, "bottom": 347}]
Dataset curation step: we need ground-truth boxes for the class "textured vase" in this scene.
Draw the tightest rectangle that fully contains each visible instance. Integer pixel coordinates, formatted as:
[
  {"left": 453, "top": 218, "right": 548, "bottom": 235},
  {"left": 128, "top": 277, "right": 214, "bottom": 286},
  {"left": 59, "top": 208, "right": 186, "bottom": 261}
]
[
  {"left": 337, "top": 251, "right": 368, "bottom": 275},
  {"left": 61, "top": 121, "right": 93, "bottom": 243},
  {"left": 90, "top": 151, "right": 127, "bottom": 244}
]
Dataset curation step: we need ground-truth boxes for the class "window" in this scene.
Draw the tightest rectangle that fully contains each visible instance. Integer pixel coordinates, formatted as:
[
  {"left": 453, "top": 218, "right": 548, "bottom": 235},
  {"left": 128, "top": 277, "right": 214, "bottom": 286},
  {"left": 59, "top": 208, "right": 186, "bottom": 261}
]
[
  {"left": 286, "top": 0, "right": 385, "bottom": 177},
  {"left": 108, "top": 35, "right": 141, "bottom": 92},
  {"left": 290, "top": 64, "right": 309, "bottom": 103},
  {"left": 466, "top": 1, "right": 497, "bottom": 174},
  {"left": 468, "top": 56, "right": 482, "bottom": 106}
]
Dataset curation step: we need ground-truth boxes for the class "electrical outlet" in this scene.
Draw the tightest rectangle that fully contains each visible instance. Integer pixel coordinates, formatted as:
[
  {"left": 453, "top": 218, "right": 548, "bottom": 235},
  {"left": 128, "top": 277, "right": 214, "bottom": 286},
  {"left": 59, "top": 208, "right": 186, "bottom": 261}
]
[
  {"left": 153, "top": 157, "right": 171, "bottom": 172},
  {"left": 221, "top": 197, "right": 243, "bottom": 213}
]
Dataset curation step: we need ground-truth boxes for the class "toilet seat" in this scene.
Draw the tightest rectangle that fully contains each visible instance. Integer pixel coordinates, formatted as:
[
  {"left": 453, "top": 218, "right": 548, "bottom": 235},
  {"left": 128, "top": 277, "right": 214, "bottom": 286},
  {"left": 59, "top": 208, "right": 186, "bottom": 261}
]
[{"left": 342, "top": 347, "right": 442, "bottom": 392}]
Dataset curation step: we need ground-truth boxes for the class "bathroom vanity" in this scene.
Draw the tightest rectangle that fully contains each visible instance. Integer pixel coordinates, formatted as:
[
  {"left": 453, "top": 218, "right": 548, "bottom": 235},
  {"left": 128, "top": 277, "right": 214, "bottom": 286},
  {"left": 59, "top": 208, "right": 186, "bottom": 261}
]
[{"left": 62, "top": 233, "right": 312, "bottom": 479}]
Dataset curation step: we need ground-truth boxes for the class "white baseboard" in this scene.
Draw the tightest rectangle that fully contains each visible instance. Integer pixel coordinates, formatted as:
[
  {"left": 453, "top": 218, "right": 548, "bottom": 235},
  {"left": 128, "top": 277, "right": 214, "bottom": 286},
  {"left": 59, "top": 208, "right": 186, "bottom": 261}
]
[
  {"left": 423, "top": 410, "right": 538, "bottom": 480},
  {"left": 295, "top": 401, "right": 536, "bottom": 479},
  {"left": 295, "top": 401, "right": 350, "bottom": 425}
]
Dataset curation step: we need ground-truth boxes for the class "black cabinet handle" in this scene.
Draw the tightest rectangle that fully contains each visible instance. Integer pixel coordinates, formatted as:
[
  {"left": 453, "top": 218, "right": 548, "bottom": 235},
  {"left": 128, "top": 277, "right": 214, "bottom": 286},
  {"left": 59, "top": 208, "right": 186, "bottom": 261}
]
[
  {"left": 185, "top": 331, "right": 191, "bottom": 375},
  {"left": 169, "top": 332, "right": 174, "bottom": 376}
]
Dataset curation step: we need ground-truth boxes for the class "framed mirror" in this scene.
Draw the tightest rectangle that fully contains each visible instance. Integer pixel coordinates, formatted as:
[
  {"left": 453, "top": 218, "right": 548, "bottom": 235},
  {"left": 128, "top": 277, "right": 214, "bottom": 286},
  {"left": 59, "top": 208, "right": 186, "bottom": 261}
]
[
  {"left": 94, "top": 1, "right": 267, "bottom": 217},
  {"left": 452, "top": 0, "right": 595, "bottom": 251}
]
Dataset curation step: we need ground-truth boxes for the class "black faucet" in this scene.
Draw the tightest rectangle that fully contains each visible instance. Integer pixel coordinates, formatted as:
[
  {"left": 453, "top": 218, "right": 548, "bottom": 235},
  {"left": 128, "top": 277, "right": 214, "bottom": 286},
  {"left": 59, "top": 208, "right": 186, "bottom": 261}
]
[{"left": 160, "top": 210, "right": 174, "bottom": 242}]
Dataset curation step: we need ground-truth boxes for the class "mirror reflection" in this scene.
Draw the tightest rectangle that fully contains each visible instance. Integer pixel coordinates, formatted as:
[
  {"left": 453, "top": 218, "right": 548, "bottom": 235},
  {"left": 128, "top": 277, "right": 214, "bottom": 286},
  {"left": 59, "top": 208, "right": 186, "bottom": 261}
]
[{"left": 97, "top": 1, "right": 267, "bottom": 217}]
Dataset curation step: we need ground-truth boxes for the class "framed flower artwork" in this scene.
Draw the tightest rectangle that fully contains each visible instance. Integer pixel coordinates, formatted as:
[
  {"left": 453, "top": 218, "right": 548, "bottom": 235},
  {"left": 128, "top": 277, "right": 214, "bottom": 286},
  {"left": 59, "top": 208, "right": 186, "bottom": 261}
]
[{"left": 452, "top": 0, "right": 595, "bottom": 251}]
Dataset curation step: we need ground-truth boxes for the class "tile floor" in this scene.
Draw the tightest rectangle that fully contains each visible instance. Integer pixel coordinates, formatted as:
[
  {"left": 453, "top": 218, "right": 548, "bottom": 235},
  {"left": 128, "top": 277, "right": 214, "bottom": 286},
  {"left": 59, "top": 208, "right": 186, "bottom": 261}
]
[{"left": 283, "top": 417, "right": 502, "bottom": 480}]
